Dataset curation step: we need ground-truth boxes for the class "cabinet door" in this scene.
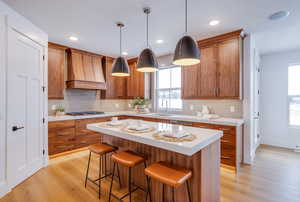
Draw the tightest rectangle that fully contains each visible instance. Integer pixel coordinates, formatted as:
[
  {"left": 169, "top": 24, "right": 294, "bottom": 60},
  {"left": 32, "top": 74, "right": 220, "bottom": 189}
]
[
  {"left": 101, "top": 57, "right": 127, "bottom": 99},
  {"left": 198, "top": 46, "right": 218, "bottom": 98},
  {"left": 48, "top": 45, "right": 65, "bottom": 99},
  {"left": 181, "top": 64, "right": 199, "bottom": 99},
  {"left": 127, "top": 62, "right": 145, "bottom": 98},
  {"left": 217, "top": 39, "right": 240, "bottom": 98}
]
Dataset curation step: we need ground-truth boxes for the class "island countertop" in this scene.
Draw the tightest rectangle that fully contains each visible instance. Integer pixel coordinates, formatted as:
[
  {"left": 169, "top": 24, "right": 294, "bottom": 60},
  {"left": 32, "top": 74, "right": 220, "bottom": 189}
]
[{"left": 87, "top": 119, "right": 223, "bottom": 156}]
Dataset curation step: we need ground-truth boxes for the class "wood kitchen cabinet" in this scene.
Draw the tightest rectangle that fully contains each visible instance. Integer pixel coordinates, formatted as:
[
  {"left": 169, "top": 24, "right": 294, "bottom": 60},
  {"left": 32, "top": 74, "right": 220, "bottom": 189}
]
[
  {"left": 48, "top": 117, "right": 112, "bottom": 155},
  {"left": 181, "top": 29, "right": 243, "bottom": 100},
  {"left": 48, "top": 42, "right": 67, "bottom": 99},
  {"left": 217, "top": 39, "right": 240, "bottom": 98},
  {"left": 127, "top": 59, "right": 145, "bottom": 99},
  {"left": 101, "top": 56, "right": 127, "bottom": 99},
  {"left": 66, "top": 48, "right": 106, "bottom": 90}
]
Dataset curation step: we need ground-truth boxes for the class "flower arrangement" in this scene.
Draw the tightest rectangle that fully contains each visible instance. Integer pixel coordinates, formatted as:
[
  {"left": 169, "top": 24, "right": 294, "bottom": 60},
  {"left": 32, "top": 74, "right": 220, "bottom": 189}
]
[
  {"left": 131, "top": 97, "right": 150, "bottom": 108},
  {"left": 131, "top": 97, "right": 150, "bottom": 113}
]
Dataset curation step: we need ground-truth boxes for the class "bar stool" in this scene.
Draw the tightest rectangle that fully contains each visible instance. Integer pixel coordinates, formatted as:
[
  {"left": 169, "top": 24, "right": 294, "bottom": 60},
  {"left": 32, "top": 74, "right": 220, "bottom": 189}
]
[
  {"left": 145, "top": 161, "right": 192, "bottom": 202},
  {"left": 108, "top": 151, "right": 151, "bottom": 202},
  {"left": 85, "top": 143, "right": 121, "bottom": 199}
]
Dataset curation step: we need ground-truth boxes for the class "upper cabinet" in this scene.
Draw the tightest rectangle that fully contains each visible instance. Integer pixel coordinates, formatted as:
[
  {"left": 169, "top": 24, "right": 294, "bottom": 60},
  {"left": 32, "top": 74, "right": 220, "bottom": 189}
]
[
  {"left": 101, "top": 57, "right": 127, "bottom": 99},
  {"left": 127, "top": 60, "right": 145, "bottom": 99},
  {"left": 101, "top": 58, "right": 147, "bottom": 99},
  {"left": 182, "top": 29, "right": 243, "bottom": 100},
  {"left": 48, "top": 42, "right": 67, "bottom": 99},
  {"left": 66, "top": 49, "right": 106, "bottom": 90}
]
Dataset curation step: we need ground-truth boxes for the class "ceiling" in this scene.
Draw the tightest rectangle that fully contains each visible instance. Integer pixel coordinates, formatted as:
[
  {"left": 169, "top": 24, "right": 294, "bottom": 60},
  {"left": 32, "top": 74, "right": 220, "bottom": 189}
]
[{"left": 3, "top": 0, "right": 300, "bottom": 57}]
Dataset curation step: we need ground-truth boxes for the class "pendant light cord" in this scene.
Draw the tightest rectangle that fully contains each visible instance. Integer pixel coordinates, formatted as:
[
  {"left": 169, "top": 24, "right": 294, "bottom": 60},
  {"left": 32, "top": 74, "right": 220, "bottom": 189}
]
[
  {"left": 119, "top": 25, "right": 122, "bottom": 56},
  {"left": 146, "top": 11, "right": 149, "bottom": 48},
  {"left": 185, "top": 0, "right": 188, "bottom": 34}
]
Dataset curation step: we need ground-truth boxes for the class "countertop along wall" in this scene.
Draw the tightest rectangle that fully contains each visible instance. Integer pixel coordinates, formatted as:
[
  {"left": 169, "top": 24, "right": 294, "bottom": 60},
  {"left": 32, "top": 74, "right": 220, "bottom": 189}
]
[{"left": 260, "top": 50, "right": 300, "bottom": 149}]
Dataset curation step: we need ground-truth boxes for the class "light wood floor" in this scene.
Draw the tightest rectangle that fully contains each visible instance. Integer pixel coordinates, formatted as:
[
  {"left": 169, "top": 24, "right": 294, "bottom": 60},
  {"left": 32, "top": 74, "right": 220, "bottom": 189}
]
[{"left": 1, "top": 145, "right": 300, "bottom": 202}]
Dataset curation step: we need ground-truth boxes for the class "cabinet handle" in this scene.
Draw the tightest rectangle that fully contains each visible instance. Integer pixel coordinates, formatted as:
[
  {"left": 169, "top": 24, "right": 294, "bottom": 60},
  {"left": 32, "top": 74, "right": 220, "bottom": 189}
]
[
  {"left": 221, "top": 140, "right": 230, "bottom": 143},
  {"left": 214, "top": 88, "right": 217, "bottom": 96}
]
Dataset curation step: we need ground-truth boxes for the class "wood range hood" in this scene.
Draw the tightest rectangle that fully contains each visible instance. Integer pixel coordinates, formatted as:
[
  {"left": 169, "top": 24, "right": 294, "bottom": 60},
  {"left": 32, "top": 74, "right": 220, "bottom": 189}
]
[{"left": 66, "top": 48, "right": 107, "bottom": 90}]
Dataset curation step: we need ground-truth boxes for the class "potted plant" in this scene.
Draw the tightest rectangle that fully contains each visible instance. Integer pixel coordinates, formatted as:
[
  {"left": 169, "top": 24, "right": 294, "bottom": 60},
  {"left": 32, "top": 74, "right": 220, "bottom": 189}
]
[
  {"left": 55, "top": 105, "right": 65, "bottom": 116},
  {"left": 131, "top": 97, "right": 150, "bottom": 113}
]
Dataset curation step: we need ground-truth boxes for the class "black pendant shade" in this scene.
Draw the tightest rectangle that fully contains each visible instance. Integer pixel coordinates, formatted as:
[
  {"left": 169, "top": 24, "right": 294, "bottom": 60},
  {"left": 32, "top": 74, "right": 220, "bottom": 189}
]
[
  {"left": 111, "top": 22, "right": 130, "bottom": 77},
  {"left": 137, "top": 7, "right": 158, "bottom": 72},
  {"left": 111, "top": 56, "right": 130, "bottom": 77},
  {"left": 137, "top": 48, "right": 158, "bottom": 72},
  {"left": 173, "top": 35, "right": 200, "bottom": 66}
]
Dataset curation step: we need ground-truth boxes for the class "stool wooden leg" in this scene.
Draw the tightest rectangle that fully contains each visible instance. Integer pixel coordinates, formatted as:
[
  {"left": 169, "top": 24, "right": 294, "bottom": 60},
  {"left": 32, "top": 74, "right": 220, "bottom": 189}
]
[
  {"left": 108, "top": 162, "right": 116, "bottom": 202},
  {"left": 129, "top": 167, "right": 132, "bottom": 202},
  {"left": 85, "top": 151, "right": 91, "bottom": 188},
  {"left": 186, "top": 181, "right": 192, "bottom": 202},
  {"left": 98, "top": 155, "right": 102, "bottom": 199},
  {"left": 162, "top": 184, "right": 165, "bottom": 202}
]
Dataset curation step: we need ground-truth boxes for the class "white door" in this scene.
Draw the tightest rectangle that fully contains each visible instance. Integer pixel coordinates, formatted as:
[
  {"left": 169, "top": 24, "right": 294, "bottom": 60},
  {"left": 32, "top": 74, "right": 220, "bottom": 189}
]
[{"left": 7, "top": 27, "right": 45, "bottom": 187}]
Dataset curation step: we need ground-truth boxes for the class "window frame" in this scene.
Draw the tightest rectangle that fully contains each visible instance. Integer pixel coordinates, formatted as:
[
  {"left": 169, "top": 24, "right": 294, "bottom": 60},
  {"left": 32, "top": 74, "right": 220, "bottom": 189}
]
[
  {"left": 155, "top": 65, "right": 183, "bottom": 113},
  {"left": 288, "top": 64, "right": 300, "bottom": 128}
]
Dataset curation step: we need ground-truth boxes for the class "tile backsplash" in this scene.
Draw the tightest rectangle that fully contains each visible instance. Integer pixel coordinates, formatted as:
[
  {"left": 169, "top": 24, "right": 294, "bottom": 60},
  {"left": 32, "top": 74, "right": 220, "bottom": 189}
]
[
  {"left": 48, "top": 89, "right": 129, "bottom": 115},
  {"left": 49, "top": 90, "right": 242, "bottom": 118}
]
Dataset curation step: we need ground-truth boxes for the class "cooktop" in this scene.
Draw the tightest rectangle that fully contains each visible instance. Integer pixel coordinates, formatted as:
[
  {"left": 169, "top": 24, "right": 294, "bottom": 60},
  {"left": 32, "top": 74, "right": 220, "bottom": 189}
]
[{"left": 66, "top": 111, "right": 105, "bottom": 116}]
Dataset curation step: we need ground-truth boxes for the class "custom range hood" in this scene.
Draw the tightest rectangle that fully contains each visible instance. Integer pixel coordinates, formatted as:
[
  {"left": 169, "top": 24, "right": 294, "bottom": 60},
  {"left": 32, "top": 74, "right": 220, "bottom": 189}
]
[{"left": 66, "top": 48, "right": 107, "bottom": 90}]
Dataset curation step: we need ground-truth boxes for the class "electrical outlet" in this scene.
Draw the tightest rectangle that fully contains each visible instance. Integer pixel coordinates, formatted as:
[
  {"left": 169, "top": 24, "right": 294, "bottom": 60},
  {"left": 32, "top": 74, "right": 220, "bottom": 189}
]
[
  {"left": 115, "top": 103, "right": 119, "bottom": 108},
  {"left": 230, "top": 106, "right": 235, "bottom": 113},
  {"left": 51, "top": 105, "right": 57, "bottom": 110},
  {"left": 190, "top": 105, "right": 194, "bottom": 111}
]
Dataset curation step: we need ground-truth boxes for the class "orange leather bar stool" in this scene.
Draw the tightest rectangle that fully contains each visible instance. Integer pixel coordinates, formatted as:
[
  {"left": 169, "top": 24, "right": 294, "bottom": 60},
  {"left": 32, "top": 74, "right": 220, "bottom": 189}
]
[
  {"left": 108, "top": 151, "right": 151, "bottom": 202},
  {"left": 145, "top": 161, "right": 192, "bottom": 202},
  {"left": 85, "top": 143, "right": 121, "bottom": 199}
]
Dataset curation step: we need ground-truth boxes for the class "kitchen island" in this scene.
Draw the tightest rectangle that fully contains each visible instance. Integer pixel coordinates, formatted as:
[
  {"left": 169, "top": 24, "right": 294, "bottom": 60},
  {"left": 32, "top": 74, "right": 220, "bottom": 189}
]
[{"left": 87, "top": 119, "right": 223, "bottom": 202}]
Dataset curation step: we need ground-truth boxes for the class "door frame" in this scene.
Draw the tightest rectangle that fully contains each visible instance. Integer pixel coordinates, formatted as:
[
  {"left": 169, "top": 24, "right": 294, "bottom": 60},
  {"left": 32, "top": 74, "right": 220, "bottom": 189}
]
[{"left": 1, "top": 13, "right": 48, "bottom": 195}]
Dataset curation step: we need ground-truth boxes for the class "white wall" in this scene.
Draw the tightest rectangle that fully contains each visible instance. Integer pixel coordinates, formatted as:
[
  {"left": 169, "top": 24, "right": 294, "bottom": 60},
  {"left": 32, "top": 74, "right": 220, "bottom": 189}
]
[
  {"left": 260, "top": 50, "right": 300, "bottom": 149},
  {"left": 0, "top": 1, "right": 48, "bottom": 198}
]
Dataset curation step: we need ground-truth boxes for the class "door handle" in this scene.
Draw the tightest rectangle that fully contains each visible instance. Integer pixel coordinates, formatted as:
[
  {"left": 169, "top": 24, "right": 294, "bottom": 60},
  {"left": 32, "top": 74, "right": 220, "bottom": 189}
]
[{"left": 12, "top": 126, "right": 24, "bottom": 132}]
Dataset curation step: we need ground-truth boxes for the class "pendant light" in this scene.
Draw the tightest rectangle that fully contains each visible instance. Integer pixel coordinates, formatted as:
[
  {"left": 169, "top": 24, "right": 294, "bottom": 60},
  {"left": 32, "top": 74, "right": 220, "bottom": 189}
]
[
  {"left": 137, "top": 7, "right": 158, "bottom": 72},
  {"left": 112, "top": 23, "right": 130, "bottom": 77},
  {"left": 173, "top": 0, "right": 200, "bottom": 66}
]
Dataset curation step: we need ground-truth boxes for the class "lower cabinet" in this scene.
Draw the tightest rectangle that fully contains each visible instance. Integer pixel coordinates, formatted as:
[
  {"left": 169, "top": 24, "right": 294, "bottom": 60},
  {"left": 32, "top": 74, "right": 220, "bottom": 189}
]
[{"left": 48, "top": 117, "right": 112, "bottom": 155}]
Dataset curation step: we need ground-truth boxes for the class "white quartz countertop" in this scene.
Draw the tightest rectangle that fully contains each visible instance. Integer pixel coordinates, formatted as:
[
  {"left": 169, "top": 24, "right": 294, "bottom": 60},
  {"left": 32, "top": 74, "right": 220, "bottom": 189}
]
[
  {"left": 48, "top": 111, "right": 244, "bottom": 126},
  {"left": 87, "top": 119, "right": 223, "bottom": 156}
]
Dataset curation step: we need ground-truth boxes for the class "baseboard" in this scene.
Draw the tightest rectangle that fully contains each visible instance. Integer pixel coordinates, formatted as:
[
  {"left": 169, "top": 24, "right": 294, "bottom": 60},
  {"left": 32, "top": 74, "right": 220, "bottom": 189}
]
[{"left": 0, "top": 181, "right": 10, "bottom": 198}]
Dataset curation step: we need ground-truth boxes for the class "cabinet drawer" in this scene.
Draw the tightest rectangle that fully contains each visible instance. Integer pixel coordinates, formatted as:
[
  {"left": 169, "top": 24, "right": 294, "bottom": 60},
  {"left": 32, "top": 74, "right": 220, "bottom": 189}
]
[
  {"left": 49, "top": 120, "right": 75, "bottom": 131},
  {"left": 192, "top": 122, "right": 236, "bottom": 134},
  {"left": 48, "top": 128, "right": 75, "bottom": 138},
  {"left": 73, "top": 134, "right": 102, "bottom": 149},
  {"left": 221, "top": 133, "right": 236, "bottom": 146},
  {"left": 48, "top": 135, "right": 76, "bottom": 155},
  {"left": 76, "top": 128, "right": 101, "bottom": 137},
  {"left": 221, "top": 142, "right": 236, "bottom": 166}
]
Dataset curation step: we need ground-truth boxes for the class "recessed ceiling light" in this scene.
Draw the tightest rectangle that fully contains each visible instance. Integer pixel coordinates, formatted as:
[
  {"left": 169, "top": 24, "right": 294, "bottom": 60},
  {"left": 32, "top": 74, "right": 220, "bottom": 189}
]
[
  {"left": 156, "top": 39, "right": 164, "bottom": 44},
  {"left": 269, "top": 11, "right": 290, "bottom": 21},
  {"left": 122, "top": 51, "right": 128, "bottom": 56},
  {"left": 209, "top": 20, "right": 220, "bottom": 26},
  {"left": 69, "top": 36, "right": 78, "bottom": 41}
]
